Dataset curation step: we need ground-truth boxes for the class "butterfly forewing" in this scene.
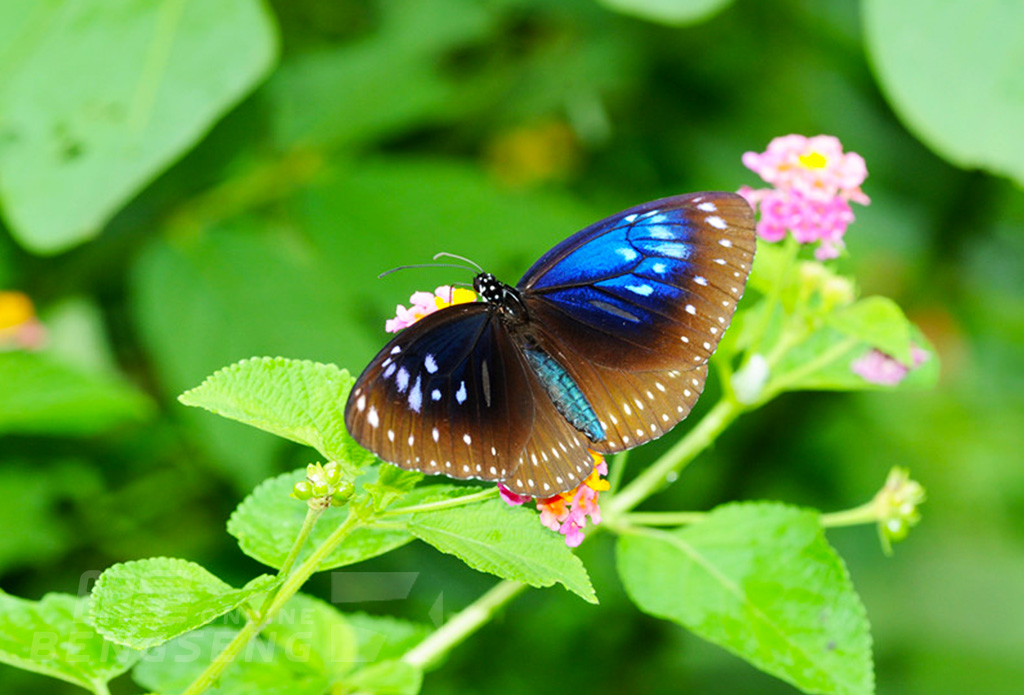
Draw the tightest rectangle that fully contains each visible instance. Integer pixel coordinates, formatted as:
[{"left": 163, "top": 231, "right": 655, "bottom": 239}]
[
  {"left": 518, "top": 192, "right": 755, "bottom": 452},
  {"left": 346, "top": 304, "right": 534, "bottom": 482}
]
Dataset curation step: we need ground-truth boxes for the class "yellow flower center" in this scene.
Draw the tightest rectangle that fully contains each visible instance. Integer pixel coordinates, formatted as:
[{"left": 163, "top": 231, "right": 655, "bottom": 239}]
[
  {"left": 0, "top": 292, "right": 35, "bottom": 330},
  {"left": 799, "top": 151, "right": 828, "bottom": 169},
  {"left": 435, "top": 287, "right": 478, "bottom": 310}
]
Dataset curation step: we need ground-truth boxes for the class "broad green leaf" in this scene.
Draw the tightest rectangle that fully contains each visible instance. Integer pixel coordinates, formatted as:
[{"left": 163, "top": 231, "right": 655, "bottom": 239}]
[
  {"left": 263, "top": 594, "right": 358, "bottom": 683},
  {"left": 132, "top": 626, "right": 326, "bottom": 695},
  {"left": 863, "top": 0, "right": 1024, "bottom": 186},
  {"left": 598, "top": 0, "right": 734, "bottom": 26},
  {"left": 618, "top": 503, "right": 873, "bottom": 695},
  {"left": 0, "top": 0, "right": 278, "bottom": 253},
  {"left": 345, "top": 613, "right": 432, "bottom": 664},
  {"left": 228, "top": 469, "right": 414, "bottom": 572},
  {"left": 0, "top": 591, "right": 139, "bottom": 693},
  {"left": 346, "top": 660, "right": 423, "bottom": 695},
  {"left": 408, "top": 499, "right": 597, "bottom": 603},
  {"left": 179, "top": 357, "right": 375, "bottom": 468},
  {"left": 0, "top": 352, "right": 151, "bottom": 436},
  {"left": 829, "top": 296, "right": 913, "bottom": 364},
  {"left": 90, "top": 558, "right": 278, "bottom": 649}
]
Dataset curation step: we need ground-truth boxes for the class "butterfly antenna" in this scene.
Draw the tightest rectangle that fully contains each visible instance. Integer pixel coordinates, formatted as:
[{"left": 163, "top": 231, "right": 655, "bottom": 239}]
[
  {"left": 377, "top": 263, "right": 477, "bottom": 279},
  {"left": 433, "top": 252, "right": 484, "bottom": 273}
]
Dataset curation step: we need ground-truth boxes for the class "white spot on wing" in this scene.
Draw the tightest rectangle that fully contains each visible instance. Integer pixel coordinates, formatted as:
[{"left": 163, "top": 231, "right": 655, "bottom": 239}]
[
  {"left": 706, "top": 216, "right": 727, "bottom": 229},
  {"left": 456, "top": 381, "right": 467, "bottom": 405},
  {"left": 424, "top": 354, "right": 438, "bottom": 373}
]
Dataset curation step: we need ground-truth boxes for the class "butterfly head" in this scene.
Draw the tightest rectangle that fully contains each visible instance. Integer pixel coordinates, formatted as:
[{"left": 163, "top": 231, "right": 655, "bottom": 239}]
[{"left": 474, "top": 272, "right": 528, "bottom": 324}]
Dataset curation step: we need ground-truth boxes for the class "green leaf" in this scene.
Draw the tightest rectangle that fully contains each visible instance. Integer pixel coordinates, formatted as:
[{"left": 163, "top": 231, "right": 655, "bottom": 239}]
[
  {"left": 262, "top": 593, "right": 358, "bottom": 683},
  {"left": 864, "top": 0, "right": 1024, "bottom": 186},
  {"left": 0, "top": 590, "right": 139, "bottom": 693},
  {"left": 408, "top": 499, "right": 597, "bottom": 603},
  {"left": 597, "top": 0, "right": 734, "bottom": 26},
  {"left": 0, "top": 0, "right": 278, "bottom": 253},
  {"left": 346, "top": 660, "right": 423, "bottom": 695},
  {"left": 132, "top": 626, "right": 327, "bottom": 695},
  {"left": 617, "top": 503, "right": 873, "bottom": 695},
  {"left": 90, "top": 558, "right": 278, "bottom": 649},
  {"left": 179, "top": 357, "right": 375, "bottom": 468},
  {"left": 345, "top": 613, "right": 432, "bottom": 664},
  {"left": 0, "top": 352, "right": 151, "bottom": 436},
  {"left": 228, "top": 469, "right": 414, "bottom": 572},
  {"left": 266, "top": 0, "right": 492, "bottom": 149},
  {"left": 829, "top": 296, "right": 913, "bottom": 364},
  {"left": 768, "top": 325, "right": 938, "bottom": 395}
]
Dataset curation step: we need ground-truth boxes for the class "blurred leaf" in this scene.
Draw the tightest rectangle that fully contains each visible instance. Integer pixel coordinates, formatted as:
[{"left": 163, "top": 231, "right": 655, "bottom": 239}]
[
  {"left": 132, "top": 626, "right": 327, "bottom": 695},
  {"left": 179, "top": 357, "right": 375, "bottom": 468},
  {"left": 39, "top": 297, "right": 121, "bottom": 375},
  {"left": 263, "top": 593, "right": 358, "bottom": 683},
  {"left": 0, "top": 351, "right": 151, "bottom": 436},
  {"left": 267, "top": 0, "right": 492, "bottom": 149},
  {"left": 617, "top": 503, "right": 873, "bottom": 695},
  {"left": 228, "top": 469, "right": 414, "bottom": 572},
  {"left": 408, "top": 499, "right": 597, "bottom": 603},
  {"left": 829, "top": 296, "right": 913, "bottom": 364},
  {"left": 863, "top": 0, "right": 1024, "bottom": 186},
  {"left": 597, "top": 0, "right": 734, "bottom": 26},
  {"left": 131, "top": 221, "right": 379, "bottom": 488},
  {"left": 346, "top": 660, "right": 423, "bottom": 695},
  {"left": 90, "top": 557, "right": 278, "bottom": 649},
  {"left": 0, "top": 591, "right": 139, "bottom": 693},
  {"left": 0, "top": 0, "right": 279, "bottom": 253},
  {"left": 345, "top": 613, "right": 432, "bottom": 664}
]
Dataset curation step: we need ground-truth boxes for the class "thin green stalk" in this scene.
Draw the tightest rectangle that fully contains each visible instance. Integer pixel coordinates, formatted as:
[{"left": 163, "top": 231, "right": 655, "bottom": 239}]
[
  {"left": 618, "top": 511, "right": 707, "bottom": 526},
  {"left": 758, "top": 336, "right": 859, "bottom": 403},
  {"left": 820, "top": 500, "right": 879, "bottom": 528},
  {"left": 607, "top": 398, "right": 743, "bottom": 516},
  {"left": 181, "top": 510, "right": 364, "bottom": 695},
  {"left": 378, "top": 488, "right": 498, "bottom": 517},
  {"left": 402, "top": 580, "right": 528, "bottom": 669},
  {"left": 606, "top": 450, "right": 630, "bottom": 494}
]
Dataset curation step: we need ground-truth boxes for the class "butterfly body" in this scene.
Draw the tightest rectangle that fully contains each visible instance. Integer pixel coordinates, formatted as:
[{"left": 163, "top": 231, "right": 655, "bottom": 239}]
[{"left": 346, "top": 192, "right": 756, "bottom": 496}]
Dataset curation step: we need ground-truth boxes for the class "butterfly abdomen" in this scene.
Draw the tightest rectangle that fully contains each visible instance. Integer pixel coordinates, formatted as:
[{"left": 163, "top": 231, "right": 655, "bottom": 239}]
[{"left": 522, "top": 346, "right": 605, "bottom": 442}]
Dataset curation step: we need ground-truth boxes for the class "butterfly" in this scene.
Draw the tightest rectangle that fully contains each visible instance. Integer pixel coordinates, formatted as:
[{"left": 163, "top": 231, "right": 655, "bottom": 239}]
[{"left": 345, "top": 192, "right": 756, "bottom": 496}]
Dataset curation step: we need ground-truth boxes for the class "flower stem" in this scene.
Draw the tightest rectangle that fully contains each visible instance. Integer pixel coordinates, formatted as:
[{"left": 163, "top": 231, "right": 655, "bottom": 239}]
[
  {"left": 607, "top": 398, "right": 743, "bottom": 516},
  {"left": 378, "top": 488, "right": 498, "bottom": 517},
  {"left": 402, "top": 580, "right": 527, "bottom": 670},
  {"left": 618, "top": 511, "right": 707, "bottom": 526},
  {"left": 820, "top": 500, "right": 879, "bottom": 528},
  {"left": 181, "top": 510, "right": 363, "bottom": 695}
]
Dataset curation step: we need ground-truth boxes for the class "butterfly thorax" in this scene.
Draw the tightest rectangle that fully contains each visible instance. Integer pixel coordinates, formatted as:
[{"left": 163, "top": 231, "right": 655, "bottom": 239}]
[{"left": 474, "top": 272, "right": 529, "bottom": 325}]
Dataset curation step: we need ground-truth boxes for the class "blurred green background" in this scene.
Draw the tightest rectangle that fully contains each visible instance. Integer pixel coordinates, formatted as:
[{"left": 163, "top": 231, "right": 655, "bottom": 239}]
[{"left": 1, "top": 1, "right": 1022, "bottom": 694}]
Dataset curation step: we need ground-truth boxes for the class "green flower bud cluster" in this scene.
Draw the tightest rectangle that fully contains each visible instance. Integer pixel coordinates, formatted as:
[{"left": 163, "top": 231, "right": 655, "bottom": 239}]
[
  {"left": 875, "top": 467, "right": 925, "bottom": 554},
  {"left": 292, "top": 461, "right": 354, "bottom": 509}
]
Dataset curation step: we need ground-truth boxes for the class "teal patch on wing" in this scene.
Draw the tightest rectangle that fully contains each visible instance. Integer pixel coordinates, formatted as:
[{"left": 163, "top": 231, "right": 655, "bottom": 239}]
[{"left": 523, "top": 347, "right": 605, "bottom": 442}]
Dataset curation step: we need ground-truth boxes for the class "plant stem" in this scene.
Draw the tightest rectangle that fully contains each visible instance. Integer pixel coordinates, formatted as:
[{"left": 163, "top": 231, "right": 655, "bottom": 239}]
[
  {"left": 181, "top": 511, "right": 363, "bottom": 695},
  {"left": 607, "top": 398, "right": 743, "bottom": 516},
  {"left": 402, "top": 580, "right": 527, "bottom": 670},
  {"left": 820, "top": 500, "right": 879, "bottom": 528},
  {"left": 618, "top": 511, "right": 707, "bottom": 526},
  {"left": 378, "top": 488, "right": 498, "bottom": 517}
]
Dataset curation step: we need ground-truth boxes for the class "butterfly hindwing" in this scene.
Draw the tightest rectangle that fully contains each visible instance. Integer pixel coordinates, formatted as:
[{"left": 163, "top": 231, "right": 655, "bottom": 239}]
[{"left": 345, "top": 303, "right": 596, "bottom": 492}]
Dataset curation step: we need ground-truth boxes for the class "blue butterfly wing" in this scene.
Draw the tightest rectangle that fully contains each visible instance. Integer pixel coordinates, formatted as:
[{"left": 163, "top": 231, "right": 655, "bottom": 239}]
[
  {"left": 345, "top": 303, "right": 596, "bottom": 496},
  {"left": 517, "top": 191, "right": 756, "bottom": 453}
]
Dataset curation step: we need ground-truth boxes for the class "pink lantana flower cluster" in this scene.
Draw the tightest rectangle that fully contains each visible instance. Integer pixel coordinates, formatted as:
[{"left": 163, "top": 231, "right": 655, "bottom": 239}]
[
  {"left": 499, "top": 451, "right": 610, "bottom": 547},
  {"left": 852, "top": 344, "right": 929, "bottom": 386},
  {"left": 739, "top": 135, "right": 870, "bottom": 260},
  {"left": 385, "top": 285, "right": 478, "bottom": 333}
]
